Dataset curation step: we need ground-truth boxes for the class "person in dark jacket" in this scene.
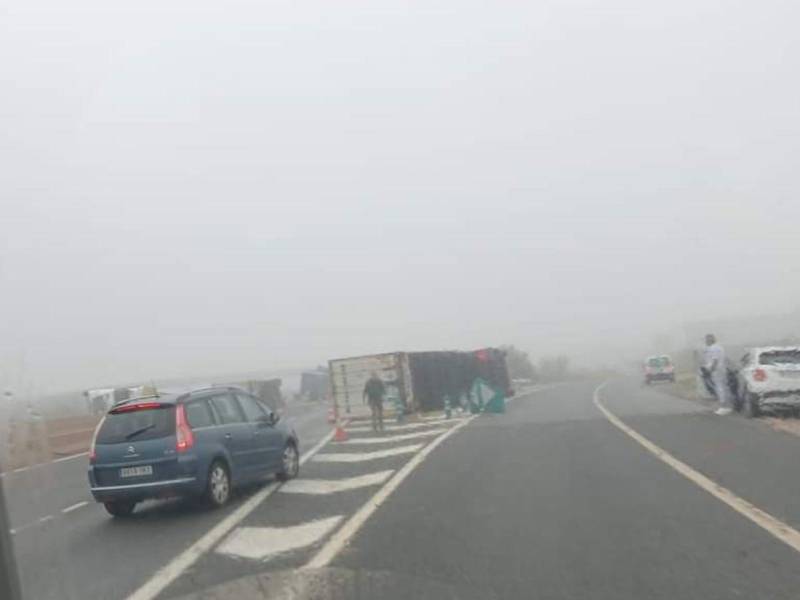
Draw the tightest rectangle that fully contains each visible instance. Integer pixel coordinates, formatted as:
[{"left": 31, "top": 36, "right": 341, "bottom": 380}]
[{"left": 363, "top": 372, "right": 386, "bottom": 432}]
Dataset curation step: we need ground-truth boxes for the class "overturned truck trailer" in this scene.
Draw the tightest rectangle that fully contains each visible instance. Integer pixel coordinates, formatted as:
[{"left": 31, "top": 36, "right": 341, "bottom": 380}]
[{"left": 328, "top": 348, "right": 511, "bottom": 415}]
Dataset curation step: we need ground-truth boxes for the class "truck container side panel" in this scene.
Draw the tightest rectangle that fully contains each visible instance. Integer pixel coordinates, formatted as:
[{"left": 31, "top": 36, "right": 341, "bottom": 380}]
[
  {"left": 399, "top": 353, "right": 414, "bottom": 411},
  {"left": 329, "top": 353, "right": 402, "bottom": 414}
]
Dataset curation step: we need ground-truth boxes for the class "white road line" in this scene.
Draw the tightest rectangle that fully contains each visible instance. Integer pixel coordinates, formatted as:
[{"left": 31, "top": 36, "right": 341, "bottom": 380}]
[
  {"left": 8, "top": 520, "right": 38, "bottom": 536},
  {"left": 337, "top": 428, "right": 448, "bottom": 445},
  {"left": 347, "top": 420, "right": 460, "bottom": 433},
  {"left": 279, "top": 470, "right": 394, "bottom": 495},
  {"left": 61, "top": 501, "right": 89, "bottom": 514},
  {"left": 305, "top": 414, "right": 476, "bottom": 569},
  {"left": 38, "top": 515, "right": 54, "bottom": 524},
  {"left": 53, "top": 452, "right": 89, "bottom": 463},
  {"left": 216, "top": 516, "right": 343, "bottom": 561},
  {"left": 312, "top": 444, "right": 423, "bottom": 463},
  {"left": 1, "top": 450, "right": 90, "bottom": 477},
  {"left": 125, "top": 426, "right": 339, "bottom": 600},
  {"left": 593, "top": 382, "right": 800, "bottom": 556}
]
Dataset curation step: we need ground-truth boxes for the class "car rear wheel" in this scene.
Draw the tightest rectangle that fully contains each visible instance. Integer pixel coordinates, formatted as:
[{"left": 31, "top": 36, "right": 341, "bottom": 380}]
[
  {"left": 276, "top": 442, "right": 299, "bottom": 481},
  {"left": 104, "top": 500, "right": 136, "bottom": 518},
  {"left": 206, "top": 460, "right": 231, "bottom": 508},
  {"left": 743, "top": 391, "right": 761, "bottom": 419}
]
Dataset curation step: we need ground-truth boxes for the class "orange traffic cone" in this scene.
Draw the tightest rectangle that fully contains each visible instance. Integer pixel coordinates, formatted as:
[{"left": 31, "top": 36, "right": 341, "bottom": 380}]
[{"left": 333, "top": 419, "right": 349, "bottom": 442}]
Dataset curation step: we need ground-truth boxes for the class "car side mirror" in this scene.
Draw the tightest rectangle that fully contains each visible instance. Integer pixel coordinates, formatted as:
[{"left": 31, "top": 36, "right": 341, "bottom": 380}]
[{"left": 257, "top": 413, "right": 277, "bottom": 427}]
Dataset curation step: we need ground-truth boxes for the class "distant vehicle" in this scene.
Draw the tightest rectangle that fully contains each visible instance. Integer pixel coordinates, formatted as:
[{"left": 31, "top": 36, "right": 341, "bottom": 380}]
[
  {"left": 300, "top": 370, "right": 330, "bottom": 402},
  {"left": 735, "top": 347, "right": 800, "bottom": 418},
  {"left": 88, "top": 386, "right": 299, "bottom": 518},
  {"left": 84, "top": 388, "right": 123, "bottom": 415},
  {"left": 644, "top": 355, "right": 675, "bottom": 385}
]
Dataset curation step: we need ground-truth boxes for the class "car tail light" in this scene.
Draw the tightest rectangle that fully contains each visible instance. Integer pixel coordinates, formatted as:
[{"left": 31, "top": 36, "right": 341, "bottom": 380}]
[
  {"left": 754, "top": 368, "right": 768, "bottom": 382},
  {"left": 89, "top": 418, "right": 104, "bottom": 465},
  {"left": 175, "top": 404, "right": 194, "bottom": 452}
]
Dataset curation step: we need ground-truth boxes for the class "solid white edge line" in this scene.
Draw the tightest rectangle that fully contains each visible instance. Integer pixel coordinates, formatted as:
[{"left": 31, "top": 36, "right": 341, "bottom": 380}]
[
  {"left": 61, "top": 501, "right": 89, "bottom": 514},
  {"left": 593, "top": 381, "right": 800, "bottom": 555},
  {"left": 304, "top": 414, "right": 477, "bottom": 570},
  {"left": 125, "top": 425, "right": 340, "bottom": 600}
]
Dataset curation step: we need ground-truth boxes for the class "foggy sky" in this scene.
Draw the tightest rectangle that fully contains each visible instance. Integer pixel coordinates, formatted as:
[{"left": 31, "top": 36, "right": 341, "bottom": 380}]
[{"left": 3, "top": 0, "right": 800, "bottom": 392}]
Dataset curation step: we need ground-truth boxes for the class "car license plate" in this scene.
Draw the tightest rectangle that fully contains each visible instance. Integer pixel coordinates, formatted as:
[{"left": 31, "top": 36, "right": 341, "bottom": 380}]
[{"left": 120, "top": 466, "right": 153, "bottom": 478}]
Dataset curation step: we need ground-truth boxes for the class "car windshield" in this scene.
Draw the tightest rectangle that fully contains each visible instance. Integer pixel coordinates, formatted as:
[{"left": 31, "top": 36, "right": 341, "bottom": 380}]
[
  {"left": 759, "top": 351, "right": 800, "bottom": 366},
  {"left": 96, "top": 405, "right": 176, "bottom": 444}
]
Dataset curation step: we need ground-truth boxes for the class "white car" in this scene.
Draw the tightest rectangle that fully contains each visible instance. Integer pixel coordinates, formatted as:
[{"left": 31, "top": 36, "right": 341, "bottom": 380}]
[
  {"left": 736, "top": 347, "right": 800, "bottom": 417},
  {"left": 643, "top": 355, "right": 675, "bottom": 385}
]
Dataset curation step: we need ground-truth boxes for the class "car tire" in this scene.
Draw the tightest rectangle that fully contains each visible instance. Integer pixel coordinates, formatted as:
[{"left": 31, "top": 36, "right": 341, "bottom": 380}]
[
  {"left": 276, "top": 442, "right": 299, "bottom": 482},
  {"left": 206, "top": 460, "right": 231, "bottom": 508},
  {"left": 104, "top": 501, "right": 136, "bottom": 518},
  {"left": 743, "top": 391, "right": 761, "bottom": 419}
]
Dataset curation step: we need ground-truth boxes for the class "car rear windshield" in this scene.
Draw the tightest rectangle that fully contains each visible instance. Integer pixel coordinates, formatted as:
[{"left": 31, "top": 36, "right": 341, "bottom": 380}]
[
  {"left": 759, "top": 350, "right": 800, "bottom": 366},
  {"left": 96, "top": 404, "right": 176, "bottom": 444},
  {"left": 647, "top": 357, "right": 671, "bottom": 367}
]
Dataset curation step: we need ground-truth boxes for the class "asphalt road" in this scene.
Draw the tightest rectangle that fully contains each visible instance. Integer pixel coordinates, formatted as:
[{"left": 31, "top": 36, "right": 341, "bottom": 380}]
[
  {"left": 160, "top": 381, "right": 800, "bottom": 600},
  {"left": 4, "top": 401, "right": 331, "bottom": 600}
]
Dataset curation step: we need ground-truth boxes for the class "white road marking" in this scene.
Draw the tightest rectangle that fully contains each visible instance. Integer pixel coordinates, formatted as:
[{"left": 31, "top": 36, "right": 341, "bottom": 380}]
[
  {"left": 279, "top": 470, "right": 394, "bottom": 495},
  {"left": 7, "top": 520, "right": 38, "bottom": 536},
  {"left": 216, "top": 516, "right": 343, "bottom": 561},
  {"left": 53, "top": 452, "right": 89, "bottom": 463},
  {"left": 337, "top": 428, "right": 448, "bottom": 445},
  {"left": 0, "top": 450, "right": 90, "bottom": 477},
  {"left": 305, "top": 414, "right": 476, "bottom": 569},
  {"left": 313, "top": 444, "right": 423, "bottom": 463},
  {"left": 38, "top": 515, "right": 54, "bottom": 524},
  {"left": 347, "top": 420, "right": 459, "bottom": 433},
  {"left": 61, "top": 501, "right": 89, "bottom": 514},
  {"left": 593, "top": 382, "right": 800, "bottom": 556},
  {"left": 125, "top": 426, "right": 340, "bottom": 600}
]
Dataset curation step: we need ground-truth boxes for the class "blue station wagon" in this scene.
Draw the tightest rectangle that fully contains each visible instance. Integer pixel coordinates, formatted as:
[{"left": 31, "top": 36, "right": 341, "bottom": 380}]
[{"left": 88, "top": 386, "right": 300, "bottom": 517}]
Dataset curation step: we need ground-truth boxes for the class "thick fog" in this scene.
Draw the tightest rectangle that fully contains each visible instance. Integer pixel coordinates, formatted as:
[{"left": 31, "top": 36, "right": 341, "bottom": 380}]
[{"left": 3, "top": 0, "right": 800, "bottom": 392}]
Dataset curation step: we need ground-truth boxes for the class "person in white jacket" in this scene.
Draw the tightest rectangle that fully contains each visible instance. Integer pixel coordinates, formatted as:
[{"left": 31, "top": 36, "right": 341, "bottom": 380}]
[{"left": 703, "top": 334, "right": 732, "bottom": 415}]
